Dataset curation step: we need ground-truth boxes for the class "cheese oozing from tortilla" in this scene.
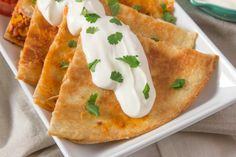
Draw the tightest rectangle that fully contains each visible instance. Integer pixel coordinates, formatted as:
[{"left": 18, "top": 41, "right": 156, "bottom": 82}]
[{"left": 37, "top": 0, "right": 156, "bottom": 118}]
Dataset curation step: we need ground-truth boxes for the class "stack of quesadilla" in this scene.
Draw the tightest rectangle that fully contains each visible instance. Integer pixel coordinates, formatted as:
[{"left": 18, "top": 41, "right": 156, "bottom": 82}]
[{"left": 4, "top": 0, "right": 218, "bottom": 144}]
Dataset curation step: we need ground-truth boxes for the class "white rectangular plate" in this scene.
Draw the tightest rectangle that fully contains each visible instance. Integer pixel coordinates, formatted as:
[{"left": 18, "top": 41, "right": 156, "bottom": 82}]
[{"left": 1, "top": 2, "right": 236, "bottom": 157}]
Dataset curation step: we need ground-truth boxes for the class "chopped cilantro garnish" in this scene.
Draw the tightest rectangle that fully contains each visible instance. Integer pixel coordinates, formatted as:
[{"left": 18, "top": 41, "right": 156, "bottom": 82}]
[
  {"left": 81, "top": 7, "right": 89, "bottom": 16},
  {"left": 110, "top": 71, "right": 123, "bottom": 83},
  {"left": 161, "top": 3, "right": 168, "bottom": 12},
  {"left": 162, "top": 12, "right": 176, "bottom": 23},
  {"left": 171, "top": 79, "right": 185, "bottom": 89},
  {"left": 132, "top": 5, "right": 142, "bottom": 11},
  {"left": 86, "top": 93, "right": 100, "bottom": 117},
  {"left": 116, "top": 55, "right": 140, "bottom": 68},
  {"left": 151, "top": 37, "right": 159, "bottom": 42},
  {"left": 109, "top": 18, "right": 122, "bottom": 26},
  {"left": 60, "top": 61, "right": 69, "bottom": 69},
  {"left": 85, "top": 13, "right": 100, "bottom": 23},
  {"left": 160, "top": 3, "right": 176, "bottom": 23},
  {"left": 75, "top": 0, "right": 83, "bottom": 2},
  {"left": 108, "top": 0, "right": 120, "bottom": 16},
  {"left": 86, "top": 27, "right": 99, "bottom": 34},
  {"left": 88, "top": 59, "right": 101, "bottom": 72},
  {"left": 108, "top": 32, "right": 123, "bottom": 45},
  {"left": 143, "top": 83, "right": 150, "bottom": 99},
  {"left": 68, "top": 40, "right": 77, "bottom": 48}
]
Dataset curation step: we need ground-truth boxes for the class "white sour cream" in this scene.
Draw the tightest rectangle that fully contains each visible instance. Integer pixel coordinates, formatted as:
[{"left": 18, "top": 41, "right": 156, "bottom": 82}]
[
  {"left": 37, "top": 0, "right": 66, "bottom": 26},
  {"left": 37, "top": 0, "right": 156, "bottom": 118},
  {"left": 196, "top": 0, "right": 236, "bottom": 10}
]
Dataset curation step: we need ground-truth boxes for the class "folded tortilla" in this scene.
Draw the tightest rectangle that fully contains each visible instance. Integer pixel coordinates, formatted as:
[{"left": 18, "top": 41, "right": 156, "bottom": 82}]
[
  {"left": 33, "top": 15, "right": 79, "bottom": 111},
  {"left": 48, "top": 36, "right": 218, "bottom": 144},
  {"left": 119, "top": 0, "right": 174, "bottom": 18},
  {"left": 4, "top": 0, "right": 34, "bottom": 47},
  {"left": 33, "top": 2, "right": 197, "bottom": 111},
  {"left": 16, "top": 7, "right": 58, "bottom": 86}
]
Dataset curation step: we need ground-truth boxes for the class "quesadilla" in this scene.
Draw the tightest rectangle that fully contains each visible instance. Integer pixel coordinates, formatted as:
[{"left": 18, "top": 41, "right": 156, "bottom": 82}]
[
  {"left": 33, "top": 2, "right": 197, "bottom": 111},
  {"left": 33, "top": 15, "right": 79, "bottom": 111},
  {"left": 17, "top": 7, "right": 58, "bottom": 86},
  {"left": 102, "top": 1, "right": 197, "bottom": 48},
  {"left": 4, "top": 0, "right": 34, "bottom": 46},
  {"left": 48, "top": 36, "right": 218, "bottom": 143}
]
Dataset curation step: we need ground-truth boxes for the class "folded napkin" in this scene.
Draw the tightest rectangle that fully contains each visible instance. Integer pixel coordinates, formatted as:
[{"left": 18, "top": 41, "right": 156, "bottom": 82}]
[
  {"left": 0, "top": 55, "right": 62, "bottom": 157},
  {"left": 0, "top": 0, "right": 235, "bottom": 156}
]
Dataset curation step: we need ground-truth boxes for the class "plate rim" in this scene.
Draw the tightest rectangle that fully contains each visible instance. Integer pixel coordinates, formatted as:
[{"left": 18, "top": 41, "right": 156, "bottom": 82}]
[{"left": 190, "top": 0, "right": 236, "bottom": 12}]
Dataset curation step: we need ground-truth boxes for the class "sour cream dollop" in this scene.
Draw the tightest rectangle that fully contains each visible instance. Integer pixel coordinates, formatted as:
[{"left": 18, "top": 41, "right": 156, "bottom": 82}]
[{"left": 37, "top": 0, "right": 156, "bottom": 118}]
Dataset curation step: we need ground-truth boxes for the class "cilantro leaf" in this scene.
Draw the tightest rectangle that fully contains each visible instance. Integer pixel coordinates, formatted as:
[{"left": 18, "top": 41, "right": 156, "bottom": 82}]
[
  {"left": 151, "top": 37, "right": 159, "bottom": 42},
  {"left": 110, "top": 71, "right": 123, "bottom": 83},
  {"left": 162, "top": 12, "right": 176, "bottom": 23},
  {"left": 86, "top": 27, "right": 99, "bottom": 34},
  {"left": 88, "top": 93, "right": 98, "bottom": 104},
  {"left": 81, "top": 7, "right": 89, "bottom": 16},
  {"left": 161, "top": 3, "right": 167, "bottom": 12},
  {"left": 86, "top": 93, "right": 100, "bottom": 117},
  {"left": 160, "top": 3, "right": 176, "bottom": 23},
  {"left": 59, "top": 61, "right": 69, "bottom": 69},
  {"left": 108, "top": 32, "right": 123, "bottom": 45},
  {"left": 109, "top": 18, "right": 122, "bottom": 26},
  {"left": 116, "top": 55, "right": 140, "bottom": 68},
  {"left": 85, "top": 13, "right": 100, "bottom": 23},
  {"left": 68, "top": 40, "right": 77, "bottom": 48},
  {"left": 75, "top": 0, "right": 83, "bottom": 2},
  {"left": 143, "top": 83, "right": 150, "bottom": 99},
  {"left": 171, "top": 79, "right": 185, "bottom": 89},
  {"left": 88, "top": 59, "right": 101, "bottom": 72},
  {"left": 132, "top": 5, "right": 142, "bottom": 11},
  {"left": 108, "top": 0, "right": 120, "bottom": 16}
]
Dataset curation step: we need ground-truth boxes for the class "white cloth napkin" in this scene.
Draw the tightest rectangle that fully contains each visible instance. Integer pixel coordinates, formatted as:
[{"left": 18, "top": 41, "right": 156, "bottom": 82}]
[
  {"left": 0, "top": 55, "right": 61, "bottom": 157},
  {"left": 0, "top": 0, "right": 236, "bottom": 156}
]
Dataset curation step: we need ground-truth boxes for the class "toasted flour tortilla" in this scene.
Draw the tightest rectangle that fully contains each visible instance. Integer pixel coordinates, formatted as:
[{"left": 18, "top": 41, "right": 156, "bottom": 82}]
[
  {"left": 16, "top": 7, "right": 58, "bottom": 86},
  {"left": 48, "top": 36, "right": 218, "bottom": 144},
  {"left": 33, "top": 2, "right": 197, "bottom": 111},
  {"left": 33, "top": 15, "right": 79, "bottom": 111},
  {"left": 4, "top": 0, "right": 34, "bottom": 46}
]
